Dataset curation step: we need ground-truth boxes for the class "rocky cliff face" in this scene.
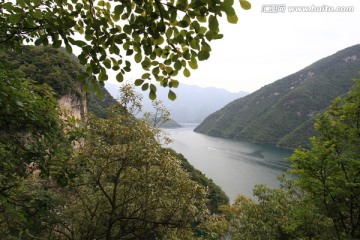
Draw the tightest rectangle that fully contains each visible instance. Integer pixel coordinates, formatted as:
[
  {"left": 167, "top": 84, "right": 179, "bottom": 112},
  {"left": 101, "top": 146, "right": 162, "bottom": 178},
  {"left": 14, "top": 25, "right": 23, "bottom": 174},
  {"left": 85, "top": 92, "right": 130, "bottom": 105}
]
[{"left": 58, "top": 92, "right": 87, "bottom": 122}]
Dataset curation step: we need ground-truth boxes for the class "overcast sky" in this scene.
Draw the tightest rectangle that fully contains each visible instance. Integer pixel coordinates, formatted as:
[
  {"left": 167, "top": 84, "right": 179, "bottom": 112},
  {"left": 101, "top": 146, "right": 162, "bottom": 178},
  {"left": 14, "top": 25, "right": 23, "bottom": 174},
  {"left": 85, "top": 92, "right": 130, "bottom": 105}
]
[
  {"left": 111, "top": 0, "right": 360, "bottom": 94},
  {"left": 181, "top": 0, "right": 360, "bottom": 93}
]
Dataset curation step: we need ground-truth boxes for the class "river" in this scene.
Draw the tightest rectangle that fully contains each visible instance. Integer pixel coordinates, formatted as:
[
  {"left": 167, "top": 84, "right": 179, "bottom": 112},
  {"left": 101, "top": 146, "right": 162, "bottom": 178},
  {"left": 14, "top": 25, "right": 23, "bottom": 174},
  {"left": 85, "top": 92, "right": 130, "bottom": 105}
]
[{"left": 163, "top": 124, "right": 293, "bottom": 202}]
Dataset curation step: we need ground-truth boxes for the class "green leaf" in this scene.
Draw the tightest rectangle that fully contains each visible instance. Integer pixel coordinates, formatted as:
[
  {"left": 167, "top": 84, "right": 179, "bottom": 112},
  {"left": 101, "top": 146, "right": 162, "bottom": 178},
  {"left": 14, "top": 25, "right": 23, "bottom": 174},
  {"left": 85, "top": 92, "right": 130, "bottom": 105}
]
[
  {"left": 98, "top": 70, "right": 108, "bottom": 81},
  {"left": 126, "top": 49, "right": 134, "bottom": 56},
  {"left": 74, "top": 40, "right": 86, "bottom": 47},
  {"left": 165, "top": 66, "right": 173, "bottom": 74},
  {"left": 166, "top": 27, "right": 173, "bottom": 39},
  {"left": 191, "top": 21, "right": 201, "bottom": 32},
  {"left": 16, "top": 0, "right": 26, "bottom": 8},
  {"left": 179, "top": 20, "right": 189, "bottom": 28},
  {"left": 109, "top": 44, "right": 120, "bottom": 54},
  {"left": 152, "top": 67, "right": 160, "bottom": 75},
  {"left": 2, "top": 2, "right": 14, "bottom": 11},
  {"left": 169, "top": 79, "right": 179, "bottom": 88},
  {"left": 103, "top": 59, "right": 111, "bottom": 69},
  {"left": 31, "top": 9, "right": 42, "bottom": 19},
  {"left": 198, "top": 50, "right": 210, "bottom": 61},
  {"left": 149, "top": 90, "right": 156, "bottom": 100},
  {"left": 33, "top": 0, "right": 41, "bottom": 5},
  {"left": 134, "top": 53, "right": 142, "bottom": 63},
  {"left": 41, "top": 37, "right": 48, "bottom": 46},
  {"left": 196, "top": 15, "right": 206, "bottom": 23},
  {"left": 183, "top": 49, "right": 191, "bottom": 60},
  {"left": 116, "top": 72, "right": 124, "bottom": 82},
  {"left": 114, "top": 4, "right": 124, "bottom": 15},
  {"left": 150, "top": 83, "right": 157, "bottom": 92},
  {"left": 141, "top": 57, "right": 151, "bottom": 69},
  {"left": 65, "top": 44, "right": 72, "bottom": 54},
  {"left": 153, "top": 37, "right": 164, "bottom": 45},
  {"left": 209, "top": 15, "right": 219, "bottom": 33},
  {"left": 223, "top": 0, "right": 234, "bottom": 7},
  {"left": 151, "top": 60, "right": 159, "bottom": 66},
  {"left": 9, "top": 14, "right": 23, "bottom": 24},
  {"left": 34, "top": 38, "right": 42, "bottom": 46},
  {"left": 199, "top": 26, "right": 207, "bottom": 34},
  {"left": 52, "top": 40, "right": 62, "bottom": 48},
  {"left": 123, "top": 42, "right": 130, "bottom": 50},
  {"left": 174, "top": 60, "right": 182, "bottom": 71},
  {"left": 201, "top": 42, "right": 212, "bottom": 52},
  {"left": 141, "top": 73, "right": 151, "bottom": 79},
  {"left": 123, "top": 25, "right": 131, "bottom": 34},
  {"left": 98, "top": 0, "right": 105, "bottom": 6},
  {"left": 142, "top": 83, "right": 149, "bottom": 91},
  {"left": 134, "top": 79, "right": 144, "bottom": 86},
  {"left": 205, "top": 31, "right": 214, "bottom": 41},
  {"left": 239, "top": 0, "right": 251, "bottom": 10},
  {"left": 213, "top": 33, "right": 224, "bottom": 40},
  {"left": 168, "top": 90, "right": 176, "bottom": 101},
  {"left": 189, "top": 58, "right": 198, "bottom": 69},
  {"left": 227, "top": 14, "right": 238, "bottom": 24},
  {"left": 190, "top": 39, "right": 200, "bottom": 50},
  {"left": 183, "top": 68, "right": 190, "bottom": 77}
]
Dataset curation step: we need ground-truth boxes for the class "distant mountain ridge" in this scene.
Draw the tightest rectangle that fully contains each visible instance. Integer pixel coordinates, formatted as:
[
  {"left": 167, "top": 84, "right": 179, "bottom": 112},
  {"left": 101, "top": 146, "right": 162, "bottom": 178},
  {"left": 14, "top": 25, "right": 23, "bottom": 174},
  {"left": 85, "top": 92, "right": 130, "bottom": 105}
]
[
  {"left": 194, "top": 44, "right": 360, "bottom": 149},
  {"left": 106, "top": 82, "right": 248, "bottom": 123}
]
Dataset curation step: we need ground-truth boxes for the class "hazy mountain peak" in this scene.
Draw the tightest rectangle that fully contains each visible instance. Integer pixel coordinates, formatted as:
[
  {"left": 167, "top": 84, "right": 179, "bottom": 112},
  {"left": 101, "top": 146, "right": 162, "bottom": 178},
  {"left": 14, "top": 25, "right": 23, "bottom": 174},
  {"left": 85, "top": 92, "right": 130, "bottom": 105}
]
[{"left": 105, "top": 82, "right": 248, "bottom": 123}]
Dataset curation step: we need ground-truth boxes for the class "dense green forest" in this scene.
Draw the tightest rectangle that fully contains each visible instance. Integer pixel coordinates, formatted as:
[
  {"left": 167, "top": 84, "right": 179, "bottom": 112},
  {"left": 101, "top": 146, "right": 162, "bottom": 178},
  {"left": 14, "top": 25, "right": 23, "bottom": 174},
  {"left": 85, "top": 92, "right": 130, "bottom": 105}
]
[
  {"left": 0, "top": 46, "right": 229, "bottom": 239},
  {"left": 0, "top": 46, "right": 118, "bottom": 119},
  {"left": 195, "top": 45, "right": 360, "bottom": 149},
  {"left": 202, "top": 80, "right": 360, "bottom": 239}
]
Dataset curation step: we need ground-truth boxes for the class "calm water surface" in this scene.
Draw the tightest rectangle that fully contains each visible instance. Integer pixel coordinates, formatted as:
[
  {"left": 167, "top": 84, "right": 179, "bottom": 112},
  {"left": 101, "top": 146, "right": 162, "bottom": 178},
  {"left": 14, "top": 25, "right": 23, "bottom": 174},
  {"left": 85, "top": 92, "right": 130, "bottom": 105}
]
[{"left": 164, "top": 124, "right": 293, "bottom": 202}]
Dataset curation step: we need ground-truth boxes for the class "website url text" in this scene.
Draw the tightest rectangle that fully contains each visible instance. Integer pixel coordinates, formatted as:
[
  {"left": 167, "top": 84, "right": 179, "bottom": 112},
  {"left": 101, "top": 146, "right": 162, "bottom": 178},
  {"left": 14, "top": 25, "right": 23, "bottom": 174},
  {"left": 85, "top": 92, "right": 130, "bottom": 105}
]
[{"left": 261, "top": 4, "right": 354, "bottom": 13}]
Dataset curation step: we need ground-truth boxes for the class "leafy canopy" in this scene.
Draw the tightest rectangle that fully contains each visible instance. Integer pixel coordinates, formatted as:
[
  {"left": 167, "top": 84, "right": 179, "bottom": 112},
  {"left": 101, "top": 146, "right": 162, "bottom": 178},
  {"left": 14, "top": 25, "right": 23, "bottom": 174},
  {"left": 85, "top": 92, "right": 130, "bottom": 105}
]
[
  {"left": 0, "top": 0, "right": 251, "bottom": 99},
  {"left": 289, "top": 79, "right": 360, "bottom": 238},
  {"left": 0, "top": 71, "right": 74, "bottom": 237},
  {"left": 199, "top": 79, "right": 360, "bottom": 239},
  {"left": 60, "top": 109, "right": 209, "bottom": 239}
]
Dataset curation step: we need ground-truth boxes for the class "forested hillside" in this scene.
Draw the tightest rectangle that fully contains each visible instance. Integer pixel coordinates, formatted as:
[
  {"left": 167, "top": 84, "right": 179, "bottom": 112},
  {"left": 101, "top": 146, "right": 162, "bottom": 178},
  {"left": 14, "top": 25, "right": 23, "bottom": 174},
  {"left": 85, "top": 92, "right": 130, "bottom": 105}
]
[
  {"left": 195, "top": 45, "right": 360, "bottom": 148},
  {"left": 0, "top": 46, "right": 228, "bottom": 239},
  {"left": 0, "top": 46, "right": 117, "bottom": 119}
]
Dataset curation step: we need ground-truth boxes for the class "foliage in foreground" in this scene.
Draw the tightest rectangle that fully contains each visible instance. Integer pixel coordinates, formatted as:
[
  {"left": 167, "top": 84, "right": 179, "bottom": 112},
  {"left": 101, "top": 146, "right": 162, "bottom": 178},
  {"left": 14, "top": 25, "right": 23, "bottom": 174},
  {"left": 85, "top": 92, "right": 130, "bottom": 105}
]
[
  {"left": 50, "top": 107, "right": 209, "bottom": 239},
  {"left": 201, "top": 79, "right": 360, "bottom": 239},
  {"left": 1, "top": 0, "right": 251, "bottom": 99},
  {"left": 290, "top": 79, "right": 360, "bottom": 238},
  {"left": 0, "top": 70, "right": 71, "bottom": 237},
  {"left": 0, "top": 72, "right": 225, "bottom": 239}
]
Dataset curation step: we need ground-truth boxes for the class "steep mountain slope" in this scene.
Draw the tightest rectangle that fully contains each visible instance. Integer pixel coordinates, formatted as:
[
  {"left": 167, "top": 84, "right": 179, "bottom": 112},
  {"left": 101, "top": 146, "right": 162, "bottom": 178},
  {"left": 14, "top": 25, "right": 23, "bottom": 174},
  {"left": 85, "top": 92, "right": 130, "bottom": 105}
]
[
  {"left": 106, "top": 82, "right": 248, "bottom": 123},
  {"left": 195, "top": 45, "right": 360, "bottom": 149},
  {"left": 0, "top": 46, "right": 117, "bottom": 119}
]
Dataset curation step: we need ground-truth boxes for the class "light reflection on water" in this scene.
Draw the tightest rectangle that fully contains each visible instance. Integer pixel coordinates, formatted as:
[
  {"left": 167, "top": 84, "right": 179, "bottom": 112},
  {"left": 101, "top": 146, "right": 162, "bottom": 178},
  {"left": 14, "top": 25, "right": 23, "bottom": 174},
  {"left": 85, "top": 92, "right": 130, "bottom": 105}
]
[{"left": 163, "top": 124, "right": 293, "bottom": 202}]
